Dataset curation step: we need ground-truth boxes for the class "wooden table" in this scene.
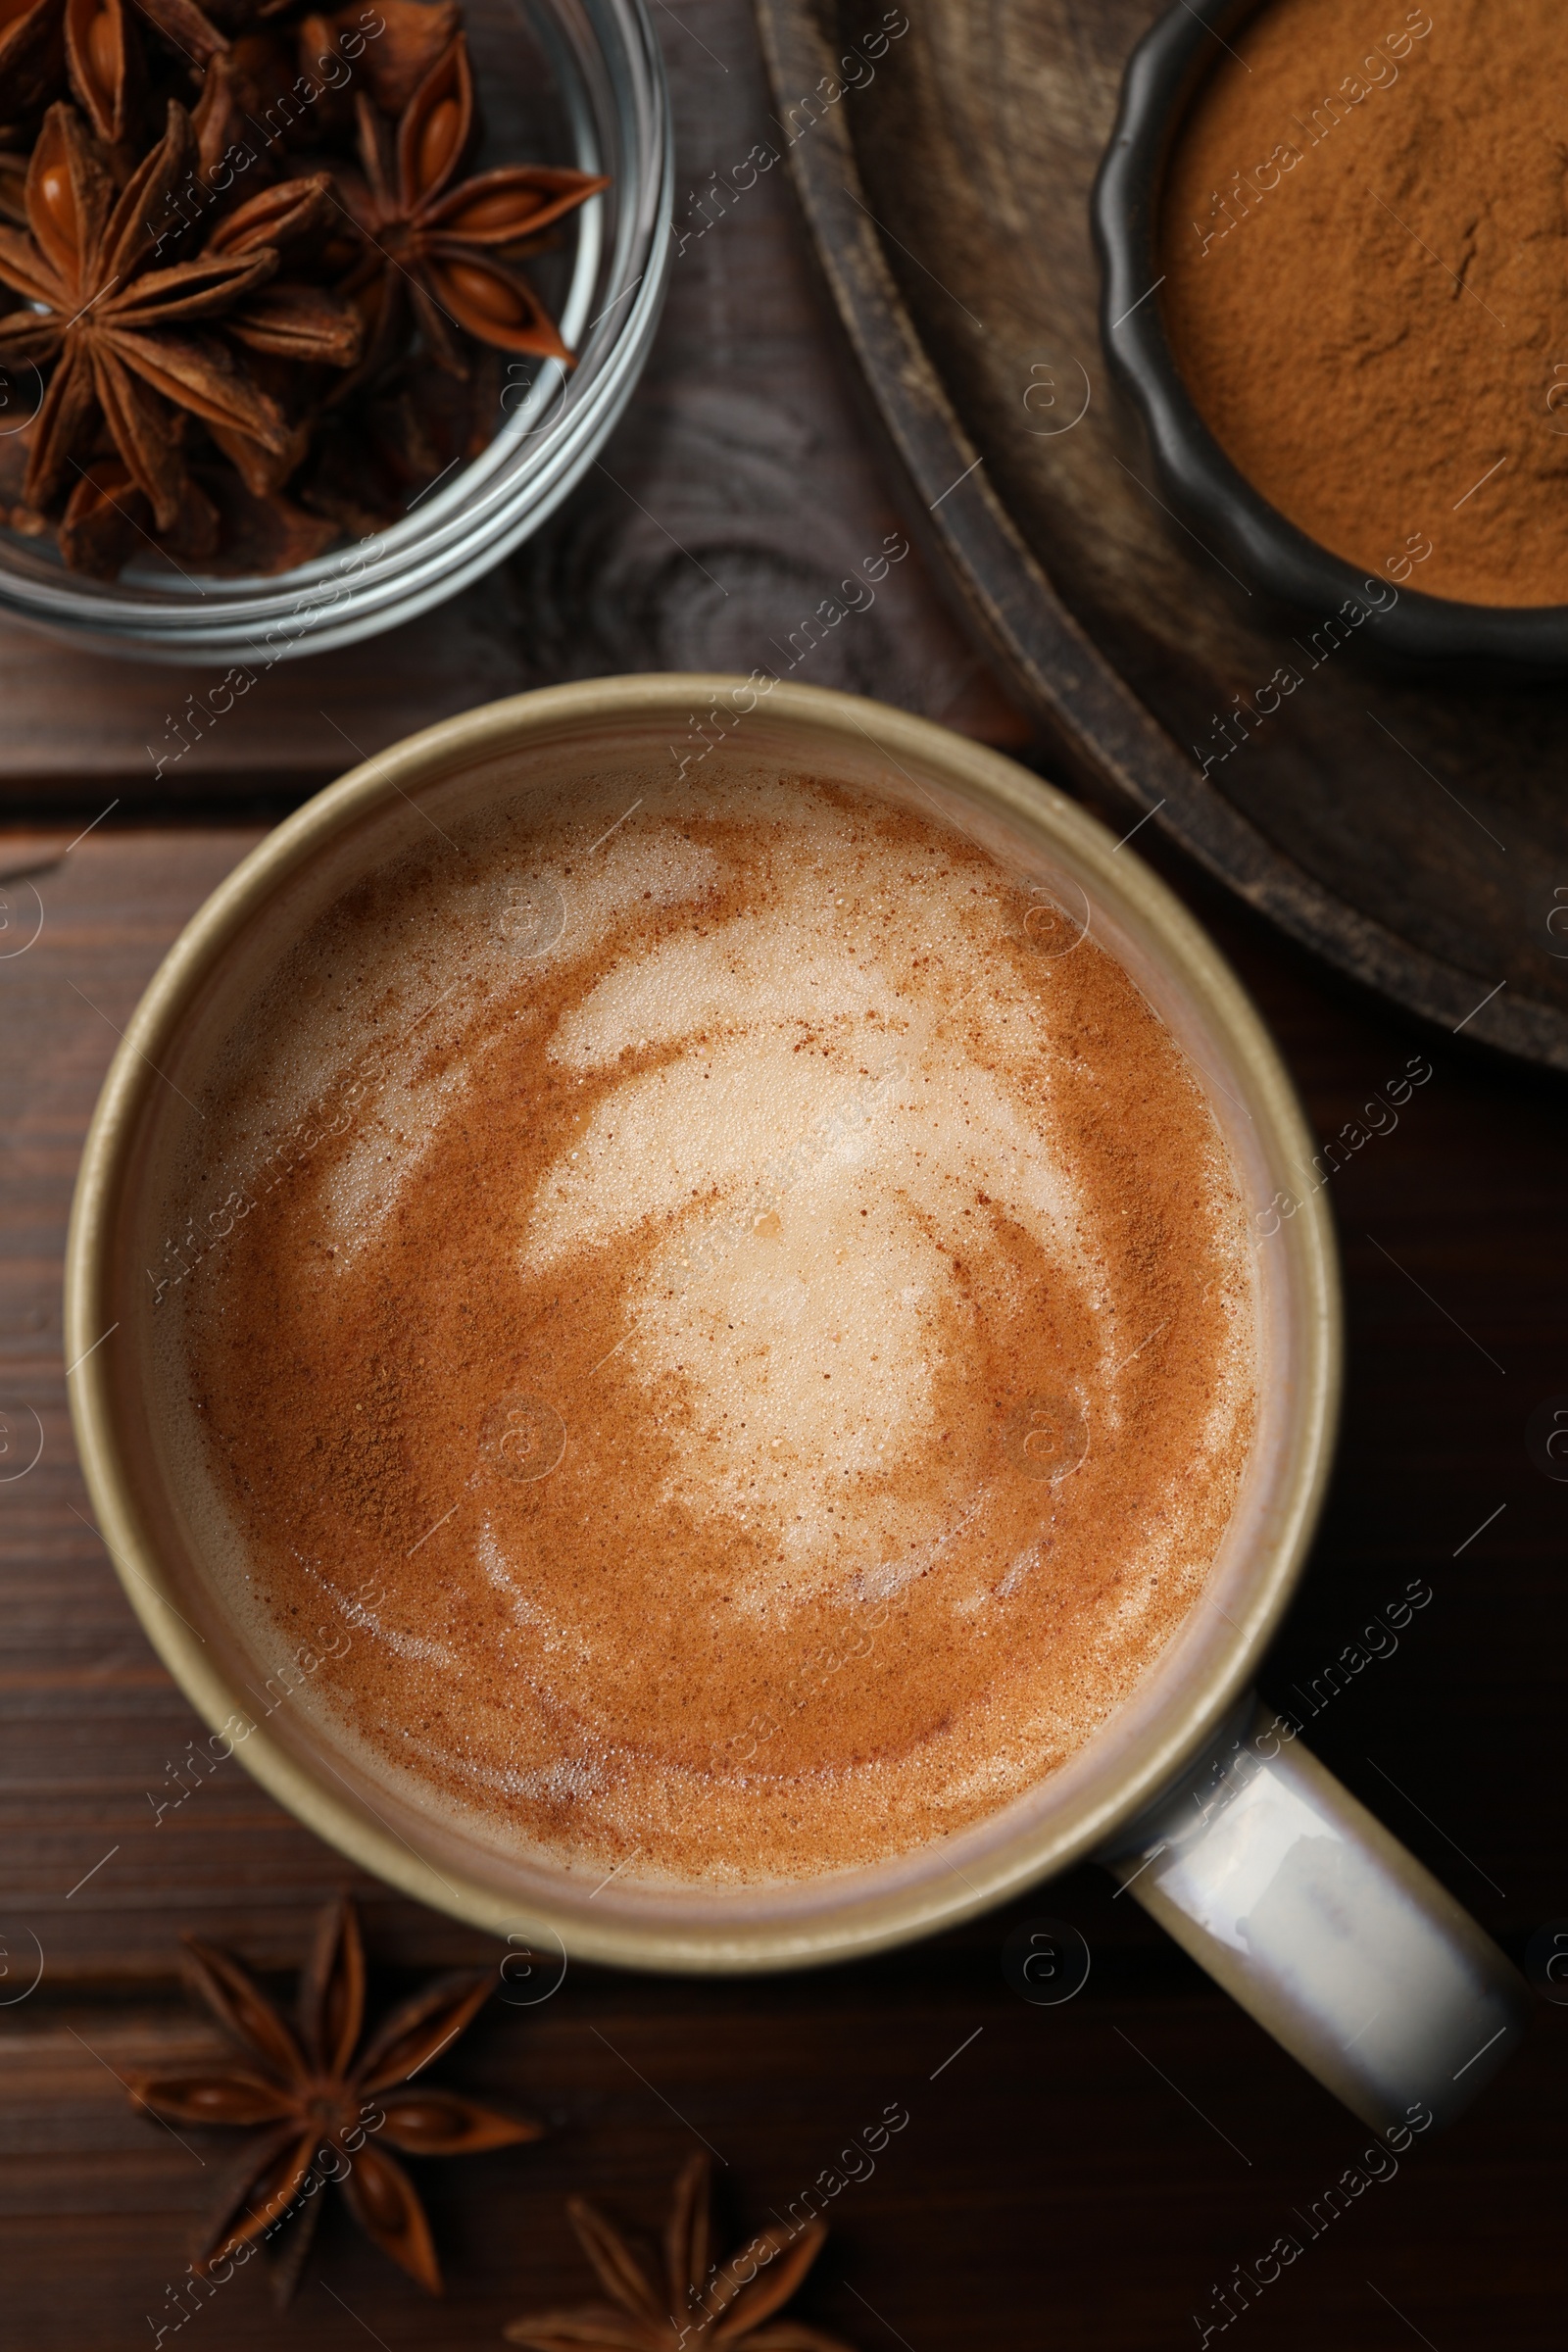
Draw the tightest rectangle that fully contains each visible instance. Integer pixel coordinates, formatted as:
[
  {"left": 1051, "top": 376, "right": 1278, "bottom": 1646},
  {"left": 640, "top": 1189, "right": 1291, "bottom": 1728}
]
[{"left": 2, "top": 4, "right": 1564, "bottom": 2344}]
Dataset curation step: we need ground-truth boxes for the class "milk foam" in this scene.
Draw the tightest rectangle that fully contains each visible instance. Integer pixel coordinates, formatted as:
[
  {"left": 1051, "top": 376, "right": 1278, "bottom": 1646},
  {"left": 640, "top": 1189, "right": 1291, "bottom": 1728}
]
[{"left": 176, "top": 768, "right": 1258, "bottom": 1884}]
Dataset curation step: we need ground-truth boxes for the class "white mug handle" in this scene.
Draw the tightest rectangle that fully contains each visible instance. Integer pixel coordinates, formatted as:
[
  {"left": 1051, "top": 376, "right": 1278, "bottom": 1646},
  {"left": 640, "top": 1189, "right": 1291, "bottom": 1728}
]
[{"left": 1098, "top": 1694, "right": 1528, "bottom": 2130}]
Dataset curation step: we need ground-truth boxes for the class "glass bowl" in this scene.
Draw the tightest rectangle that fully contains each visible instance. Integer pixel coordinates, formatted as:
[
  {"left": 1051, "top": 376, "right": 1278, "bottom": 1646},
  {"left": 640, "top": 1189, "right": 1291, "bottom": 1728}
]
[{"left": 0, "top": 0, "right": 671, "bottom": 662}]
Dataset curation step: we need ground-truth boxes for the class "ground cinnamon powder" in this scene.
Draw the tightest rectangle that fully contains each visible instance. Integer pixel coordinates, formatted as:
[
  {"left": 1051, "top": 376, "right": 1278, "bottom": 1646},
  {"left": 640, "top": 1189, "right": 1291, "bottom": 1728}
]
[{"left": 1161, "top": 1, "right": 1568, "bottom": 608}]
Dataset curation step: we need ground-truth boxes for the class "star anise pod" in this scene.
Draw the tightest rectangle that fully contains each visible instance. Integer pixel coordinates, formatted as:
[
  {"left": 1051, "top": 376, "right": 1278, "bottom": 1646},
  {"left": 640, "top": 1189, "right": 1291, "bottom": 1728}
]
[
  {"left": 505, "top": 2156, "right": 857, "bottom": 2352},
  {"left": 63, "top": 0, "right": 232, "bottom": 153},
  {"left": 206, "top": 169, "right": 362, "bottom": 363},
  {"left": 191, "top": 456, "right": 338, "bottom": 568},
  {"left": 190, "top": 173, "right": 361, "bottom": 493},
  {"left": 53, "top": 443, "right": 333, "bottom": 572},
  {"left": 56, "top": 447, "right": 220, "bottom": 569},
  {"left": 348, "top": 0, "right": 457, "bottom": 116},
  {"left": 0, "top": 97, "right": 289, "bottom": 530},
  {"left": 64, "top": 0, "right": 142, "bottom": 147},
  {"left": 123, "top": 1895, "right": 542, "bottom": 2299},
  {"left": 342, "top": 30, "right": 605, "bottom": 379}
]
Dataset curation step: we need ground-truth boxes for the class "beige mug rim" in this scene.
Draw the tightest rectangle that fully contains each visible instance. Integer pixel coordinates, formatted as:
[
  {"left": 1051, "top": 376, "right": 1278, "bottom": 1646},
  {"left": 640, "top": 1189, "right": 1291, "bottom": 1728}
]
[{"left": 64, "top": 675, "right": 1342, "bottom": 1971}]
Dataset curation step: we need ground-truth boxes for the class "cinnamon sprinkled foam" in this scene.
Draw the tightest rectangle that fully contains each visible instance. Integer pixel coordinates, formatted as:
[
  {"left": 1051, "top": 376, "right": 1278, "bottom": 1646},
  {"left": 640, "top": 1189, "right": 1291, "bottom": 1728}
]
[{"left": 175, "top": 772, "right": 1256, "bottom": 1883}]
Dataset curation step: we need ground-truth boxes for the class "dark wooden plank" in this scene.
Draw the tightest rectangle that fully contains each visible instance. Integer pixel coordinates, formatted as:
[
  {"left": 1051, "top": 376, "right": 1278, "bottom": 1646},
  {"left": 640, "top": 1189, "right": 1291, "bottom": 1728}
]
[
  {"left": 754, "top": 0, "right": 1568, "bottom": 1067},
  {"left": 1, "top": 1947, "right": 1565, "bottom": 2347},
  {"left": 0, "top": 577, "right": 545, "bottom": 808}
]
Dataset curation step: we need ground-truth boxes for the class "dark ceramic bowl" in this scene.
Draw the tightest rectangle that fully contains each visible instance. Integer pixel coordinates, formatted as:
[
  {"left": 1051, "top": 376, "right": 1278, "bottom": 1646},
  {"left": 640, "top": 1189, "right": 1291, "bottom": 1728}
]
[{"left": 1092, "top": 0, "right": 1568, "bottom": 673}]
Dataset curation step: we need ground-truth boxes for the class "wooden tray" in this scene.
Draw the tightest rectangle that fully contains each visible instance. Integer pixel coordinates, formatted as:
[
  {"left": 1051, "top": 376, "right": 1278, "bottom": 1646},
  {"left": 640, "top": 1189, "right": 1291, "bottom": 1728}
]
[{"left": 755, "top": 0, "right": 1568, "bottom": 1070}]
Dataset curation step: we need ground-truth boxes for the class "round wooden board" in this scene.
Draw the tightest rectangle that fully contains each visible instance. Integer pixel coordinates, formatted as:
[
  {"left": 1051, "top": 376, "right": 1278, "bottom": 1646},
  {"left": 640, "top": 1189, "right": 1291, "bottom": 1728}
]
[{"left": 754, "top": 0, "right": 1568, "bottom": 1070}]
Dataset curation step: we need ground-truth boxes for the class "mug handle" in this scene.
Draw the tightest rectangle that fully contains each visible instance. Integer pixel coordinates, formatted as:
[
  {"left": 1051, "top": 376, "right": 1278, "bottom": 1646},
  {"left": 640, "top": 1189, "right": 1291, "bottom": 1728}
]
[{"left": 1098, "top": 1693, "right": 1528, "bottom": 2131}]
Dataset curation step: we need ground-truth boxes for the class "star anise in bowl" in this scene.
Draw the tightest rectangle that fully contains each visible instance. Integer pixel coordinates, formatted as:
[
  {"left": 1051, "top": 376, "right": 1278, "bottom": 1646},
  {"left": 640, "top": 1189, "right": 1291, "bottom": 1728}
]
[
  {"left": 0, "top": 101, "right": 308, "bottom": 540},
  {"left": 123, "top": 1895, "right": 542, "bottom": 2301},
  {"left": 0, "top": 0, "right": 607, "bottom": 577},
  {"left": 339, "top": 32, "right": 606, "bottom": 381}
]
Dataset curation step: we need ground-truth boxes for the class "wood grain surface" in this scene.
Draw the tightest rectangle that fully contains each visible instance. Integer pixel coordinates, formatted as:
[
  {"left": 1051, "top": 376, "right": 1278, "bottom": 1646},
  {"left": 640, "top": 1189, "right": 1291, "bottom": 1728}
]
[
  {"left": 2, "top": 1, "right": 1566, "bottom": 2346},
  {"left": 754, "top": 0, "right": 1568, "bottom": 1068}
]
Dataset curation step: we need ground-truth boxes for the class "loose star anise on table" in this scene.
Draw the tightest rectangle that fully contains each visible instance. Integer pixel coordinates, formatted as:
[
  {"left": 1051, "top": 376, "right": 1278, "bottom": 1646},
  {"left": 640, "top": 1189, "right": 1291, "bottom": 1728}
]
[
  {"left": 505, "top": 2155, "right": 857, "bottom": 2352},
  {"left": 123, "top": 1895, "right": 542, "bottom": 2301}
]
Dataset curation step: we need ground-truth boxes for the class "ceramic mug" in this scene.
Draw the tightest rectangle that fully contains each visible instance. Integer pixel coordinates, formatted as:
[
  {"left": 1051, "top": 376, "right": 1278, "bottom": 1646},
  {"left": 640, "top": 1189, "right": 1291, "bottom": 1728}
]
[{"left": 65, "top": 676, "right": 1526, "bottom": 2131}]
